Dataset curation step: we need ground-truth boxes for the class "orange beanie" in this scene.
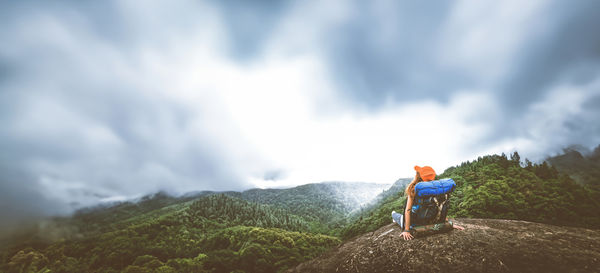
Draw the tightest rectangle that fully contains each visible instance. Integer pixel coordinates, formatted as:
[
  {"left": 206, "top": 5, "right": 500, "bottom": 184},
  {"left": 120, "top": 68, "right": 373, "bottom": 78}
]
[{"left": 414, "top": 165, "right": 436, "bottom": 181}]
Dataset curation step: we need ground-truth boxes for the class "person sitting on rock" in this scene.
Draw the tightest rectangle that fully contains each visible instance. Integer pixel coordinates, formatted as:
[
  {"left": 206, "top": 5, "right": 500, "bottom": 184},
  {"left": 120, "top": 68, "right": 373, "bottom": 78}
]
[{"left": 397, "top": 166, "right": 464, "bottom": 241}]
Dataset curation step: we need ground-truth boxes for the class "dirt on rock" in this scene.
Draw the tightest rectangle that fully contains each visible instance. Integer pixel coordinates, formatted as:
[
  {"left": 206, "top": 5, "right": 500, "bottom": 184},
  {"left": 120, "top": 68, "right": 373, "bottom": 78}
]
[{"left": 288, "top": 218, "right": 600, "bottom": 273}]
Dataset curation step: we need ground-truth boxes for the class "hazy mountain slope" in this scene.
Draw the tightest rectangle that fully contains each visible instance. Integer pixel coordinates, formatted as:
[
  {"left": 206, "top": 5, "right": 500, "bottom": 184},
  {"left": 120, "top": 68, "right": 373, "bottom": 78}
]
[
  {"left": 546, "top": 145, "right": 600, "bottom": 187},
  {"left": 340, "top": 178, "right": 411, "bottom": 240},
  {"left": 241, "top": 182, "right": 390, "bottom": 214},
  {"left": 240, "top": 184, "right": 347, "bottom": 226},
  {"left": 289, "top": 218, "right": 600, "bottom": 273},
  {"left": 32, "top": 181, "right": 388, "bottom": 240},
  {"left": 239, "top": 182, "right": 390, "bottom": 234},
  {"left": 367, "top": 178, "right": 412, "bottom": 205},
  {"left": 69, "top": 191, "right": 208, "bottom": 235}
]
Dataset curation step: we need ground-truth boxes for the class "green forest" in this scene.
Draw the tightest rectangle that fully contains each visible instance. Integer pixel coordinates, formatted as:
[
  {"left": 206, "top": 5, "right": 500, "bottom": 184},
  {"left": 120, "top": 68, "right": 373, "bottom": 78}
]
[
  {"left": 2, "top": 149, "right": 600, "bottom": 273},
  {"left": 0, "top": 193, "right": 341, "bottom": 273}
]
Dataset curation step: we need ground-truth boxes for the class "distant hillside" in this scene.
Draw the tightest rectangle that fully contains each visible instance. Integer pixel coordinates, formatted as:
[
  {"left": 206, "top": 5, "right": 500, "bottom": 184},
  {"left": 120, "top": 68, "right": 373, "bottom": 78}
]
[
  {"left": 70, "top": 191, "right": 211, "bottom": 235},
  {"left": 0, "top": 181, "right": 386, "bottom": 273},
  {"left": 340, "top": 178, "right": 411, "bottom": 240},
  {"left": 39, "top": 181, "right": 389, "bottom": 239},
  {"left": 239, "top": 182, "right": 389, "bottom": 234},
  {"left": 365, "top": 178, "right": 412, "bottom": 206},
  {"left": 546, "top": 145, "right": 600, "bottom": 187}
]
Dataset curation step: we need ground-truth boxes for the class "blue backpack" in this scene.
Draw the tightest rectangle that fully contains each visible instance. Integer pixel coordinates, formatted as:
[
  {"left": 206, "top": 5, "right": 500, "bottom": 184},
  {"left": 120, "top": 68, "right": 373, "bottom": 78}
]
[{"left": 406, "top": 178, "right": 456, "bottom": 227}]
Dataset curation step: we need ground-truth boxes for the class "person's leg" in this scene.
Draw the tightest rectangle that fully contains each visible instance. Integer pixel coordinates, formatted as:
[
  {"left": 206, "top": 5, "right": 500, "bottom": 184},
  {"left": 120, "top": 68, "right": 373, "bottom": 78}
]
[
  {"left": 400, "top": 214, "right": 404, "bottom": 230},
  {"left": 392, "top": 211, "right": 404, "bottom": 230}
]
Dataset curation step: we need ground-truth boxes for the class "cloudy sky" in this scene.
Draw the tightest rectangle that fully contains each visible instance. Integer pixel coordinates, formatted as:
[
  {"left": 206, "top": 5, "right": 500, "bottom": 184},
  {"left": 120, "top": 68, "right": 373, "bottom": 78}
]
[{"left": 1, "top": 0, "right": 600, "bottom": 224}]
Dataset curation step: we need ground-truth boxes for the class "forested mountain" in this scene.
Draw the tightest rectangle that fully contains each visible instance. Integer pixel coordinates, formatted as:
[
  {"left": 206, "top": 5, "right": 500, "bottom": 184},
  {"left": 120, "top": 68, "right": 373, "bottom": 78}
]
[
  {"left": 0, "top": 182, "right": 383, "bottom": 273},
  {"left": 2, "top": 149, "right": 600, "bottom": 273},
  {"left": 240, "top": 182, "right": 389, "bottom": 212},
  {"left": 33, "top": 181, "right": 387, "bottom": 241},
  {"left": 238, "top": 182, "right": 389, "bottom": 234},
  {"left": 340, "top": 178, "right": 411, "bottom": 240},
  {"left": 185, "top": 194, "right": 311, "bottom": 231},
  {"left": 440, "top": 152, "right": 599, "bottom": 227},
  {"left": 69, "top": 192, "right": 212, "bottom": 235}
]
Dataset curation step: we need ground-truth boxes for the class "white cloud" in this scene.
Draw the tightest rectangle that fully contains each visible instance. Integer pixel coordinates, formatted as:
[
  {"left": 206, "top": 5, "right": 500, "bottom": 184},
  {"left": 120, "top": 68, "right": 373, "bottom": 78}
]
[
  {"left": 243, "top": 90, "right": 503, "bottom": 188},
  {"left": 515, "top": 81, "right": 600, "bottom": 159}
]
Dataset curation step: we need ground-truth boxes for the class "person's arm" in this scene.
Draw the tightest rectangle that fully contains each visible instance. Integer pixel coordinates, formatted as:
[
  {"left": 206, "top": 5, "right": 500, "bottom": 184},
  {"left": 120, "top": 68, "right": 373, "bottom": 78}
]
[
  {"left": 404, "top": 195, "right": 413, "bottom": 230},
  {"left": 401, "top": 195, "right": 414, "bottom": 240}
]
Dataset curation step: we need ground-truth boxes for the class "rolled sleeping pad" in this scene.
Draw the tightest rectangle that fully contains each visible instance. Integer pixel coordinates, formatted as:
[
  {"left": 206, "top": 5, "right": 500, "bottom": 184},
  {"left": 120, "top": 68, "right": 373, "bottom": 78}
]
[
  {"left": 410, "top": 221, "right": 454, "bottom": 237},
  {"left": 414, "top": 178, "right": 456, "bottom": 197}
]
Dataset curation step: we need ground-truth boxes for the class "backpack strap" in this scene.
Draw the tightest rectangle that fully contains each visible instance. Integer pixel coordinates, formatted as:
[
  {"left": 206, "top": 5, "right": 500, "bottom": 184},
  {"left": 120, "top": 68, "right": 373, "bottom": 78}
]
[{"left": 432, "top": 193, "right": 449, "bottom": 222}]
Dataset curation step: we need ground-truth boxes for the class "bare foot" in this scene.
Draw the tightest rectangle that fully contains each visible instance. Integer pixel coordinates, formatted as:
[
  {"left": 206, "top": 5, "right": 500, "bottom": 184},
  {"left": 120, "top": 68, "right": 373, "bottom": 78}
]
[{"left": 453, "top": 224, "right": 465, "bottom": 230}]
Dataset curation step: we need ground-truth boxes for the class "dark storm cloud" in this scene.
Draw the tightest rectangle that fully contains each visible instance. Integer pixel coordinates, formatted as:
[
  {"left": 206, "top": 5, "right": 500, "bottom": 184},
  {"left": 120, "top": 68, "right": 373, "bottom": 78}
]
[
  {"left": 499, "top": 0, "right": 600, "bottom": 112},
  {"left": 304, "top": 0, "right": 600, "bottom": 155},
  {"left": 323, "top": 1, "right": 463, "bottom": 107},
  {"left": 315, "top": 1, "right": 600, "bottom": 113},
  {"left": 0, "top": 0, "right": 254, "bottom": 227},
  {"left": 0, "top": 72, "right": 245, "bottom": 213},
  {"left": 212, "top": 0, "right": 294, "bottom": 60},
  {"left": 482, "top": 1, "right": 600, "bottom": 150}
]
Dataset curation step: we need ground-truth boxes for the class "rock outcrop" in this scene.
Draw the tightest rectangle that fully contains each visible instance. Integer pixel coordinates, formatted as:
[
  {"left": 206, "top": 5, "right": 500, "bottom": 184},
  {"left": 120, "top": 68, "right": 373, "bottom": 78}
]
[{"left": 289, "top": 218, "right": 600, "bottom": 273}]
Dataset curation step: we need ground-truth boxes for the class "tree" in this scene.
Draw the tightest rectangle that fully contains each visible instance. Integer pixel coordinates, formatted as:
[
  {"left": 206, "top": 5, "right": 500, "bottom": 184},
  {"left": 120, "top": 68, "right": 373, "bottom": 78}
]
[{"left": 511, "top": 151, "right": 521, "bottom": 164}]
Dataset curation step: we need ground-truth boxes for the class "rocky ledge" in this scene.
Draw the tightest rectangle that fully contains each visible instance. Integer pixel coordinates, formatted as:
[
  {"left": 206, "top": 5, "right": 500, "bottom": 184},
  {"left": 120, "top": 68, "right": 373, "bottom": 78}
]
[{"left": 288, "top": 218, "right": 600, "bottom": 273}]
